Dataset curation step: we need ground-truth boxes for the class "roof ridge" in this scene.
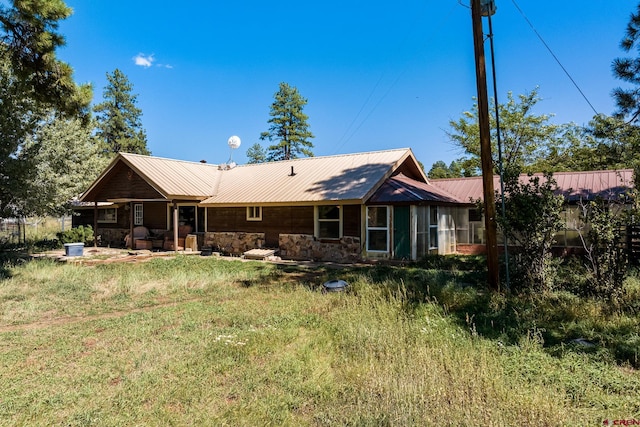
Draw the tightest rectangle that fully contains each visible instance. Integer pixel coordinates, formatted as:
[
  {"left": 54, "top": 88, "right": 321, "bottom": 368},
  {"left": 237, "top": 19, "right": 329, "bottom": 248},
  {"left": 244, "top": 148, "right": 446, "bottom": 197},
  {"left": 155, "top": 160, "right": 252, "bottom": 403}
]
[
  {"left": 232, "top": 148, "right": 411, "bottom": 168},
  {"left": 120, "top": 152, "right": 219, "bottom": 167}
]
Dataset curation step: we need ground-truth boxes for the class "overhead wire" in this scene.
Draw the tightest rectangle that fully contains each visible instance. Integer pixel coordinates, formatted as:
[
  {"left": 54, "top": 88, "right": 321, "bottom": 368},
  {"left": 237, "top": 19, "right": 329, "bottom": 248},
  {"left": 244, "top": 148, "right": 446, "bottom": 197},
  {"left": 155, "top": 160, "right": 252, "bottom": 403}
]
[
  {"left": 510, "top": 0, "right": 599, "bottom": 116},
  {"left": 331, "top": 2, "right": 459, "bottom": 153}
]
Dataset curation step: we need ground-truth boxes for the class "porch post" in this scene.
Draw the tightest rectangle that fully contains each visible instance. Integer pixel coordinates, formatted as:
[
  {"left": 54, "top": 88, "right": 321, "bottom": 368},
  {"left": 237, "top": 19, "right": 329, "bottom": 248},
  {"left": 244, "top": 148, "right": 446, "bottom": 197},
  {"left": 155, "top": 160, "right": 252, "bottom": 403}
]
[
  {"left": 93, "top": 201, "right": 98, "bottom": 248},
  {"left": 173, "top": 202, "right": 179, "bottom": 252},
  {"left": 128, "top": 202, "right": 134, "bottom": 249}
]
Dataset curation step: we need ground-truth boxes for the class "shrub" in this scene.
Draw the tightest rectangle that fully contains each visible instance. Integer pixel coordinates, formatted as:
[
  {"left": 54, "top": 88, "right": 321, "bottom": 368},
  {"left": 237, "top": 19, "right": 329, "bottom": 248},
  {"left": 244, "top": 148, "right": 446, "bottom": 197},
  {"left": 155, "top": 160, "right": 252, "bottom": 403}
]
[
  {"left": 56, "top": 225, "right": 94, "bottom": 245},
  {"left": 497, "top": 171, "right": 565, "bottom": 293}
]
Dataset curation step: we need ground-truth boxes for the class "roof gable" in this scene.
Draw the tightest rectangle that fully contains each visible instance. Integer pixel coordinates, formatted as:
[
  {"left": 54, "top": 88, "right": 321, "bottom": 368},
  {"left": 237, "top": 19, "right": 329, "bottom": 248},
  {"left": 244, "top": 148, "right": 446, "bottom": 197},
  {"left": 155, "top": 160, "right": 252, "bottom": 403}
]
[
  {"left": 80, "top": 153, "right": 221, "bottom": 202},
  {"left": 368, "top": 173, "right": 462, "bottom": 204}
]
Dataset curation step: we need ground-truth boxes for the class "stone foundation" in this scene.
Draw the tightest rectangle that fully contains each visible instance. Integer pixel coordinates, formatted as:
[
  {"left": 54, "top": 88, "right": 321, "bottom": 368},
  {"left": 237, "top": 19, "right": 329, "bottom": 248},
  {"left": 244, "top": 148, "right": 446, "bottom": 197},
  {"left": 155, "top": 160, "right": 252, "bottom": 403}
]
[
  {"left": 279, "top": 234, "right": 361, "bottom": 263},
  {"left": 204, "top": 232, "right": 265, "bottom": 255}
]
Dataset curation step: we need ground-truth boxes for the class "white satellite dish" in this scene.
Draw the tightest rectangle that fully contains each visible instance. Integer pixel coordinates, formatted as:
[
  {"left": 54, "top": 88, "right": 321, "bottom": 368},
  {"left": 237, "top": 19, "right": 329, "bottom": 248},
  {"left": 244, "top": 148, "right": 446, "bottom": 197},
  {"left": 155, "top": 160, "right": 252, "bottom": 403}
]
[
  {"left": 226, "top": 135, "right": 241, "bottom": 167},
  {"left": 228, "top": 135, "right": 241, "bottom": 149}
]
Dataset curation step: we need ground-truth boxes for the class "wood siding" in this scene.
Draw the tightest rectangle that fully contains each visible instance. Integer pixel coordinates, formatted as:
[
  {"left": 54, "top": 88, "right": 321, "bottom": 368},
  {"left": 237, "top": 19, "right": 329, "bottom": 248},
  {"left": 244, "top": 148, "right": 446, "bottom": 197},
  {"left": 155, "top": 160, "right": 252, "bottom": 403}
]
[
  {"left": 208, "top": 206, "right": 315, "bottom": 247},
  {"left": 343, "top": 205, "right": 361, "bottom": 237},
  {"left": 143, "top": 202, "right": 168, "bottom": 229},
  {"left": 84, "top": 162, "right": 164, "bottom": 201},
  {"left": 207, "top": 205, "right": 362, "bottom": 248}
]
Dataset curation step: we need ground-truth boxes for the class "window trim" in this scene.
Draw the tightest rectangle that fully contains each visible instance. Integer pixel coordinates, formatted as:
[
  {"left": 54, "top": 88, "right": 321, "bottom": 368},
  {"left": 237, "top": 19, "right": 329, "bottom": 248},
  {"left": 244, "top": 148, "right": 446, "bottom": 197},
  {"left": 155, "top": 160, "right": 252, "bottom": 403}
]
[
  {"left": 246, "top": 206, "right": 262, "bottom": 221},
  {"left": 97, "top": 207, "right": 117, "bottom": 224},
  {"left": 134, "top": 204, "right": 144, "bottom": 226},
  {"left": 315, "top": 205, "right": 343, "bottom": 240},
  {"left": 366, "top": 206, "right": 389, "bottom": 252}
]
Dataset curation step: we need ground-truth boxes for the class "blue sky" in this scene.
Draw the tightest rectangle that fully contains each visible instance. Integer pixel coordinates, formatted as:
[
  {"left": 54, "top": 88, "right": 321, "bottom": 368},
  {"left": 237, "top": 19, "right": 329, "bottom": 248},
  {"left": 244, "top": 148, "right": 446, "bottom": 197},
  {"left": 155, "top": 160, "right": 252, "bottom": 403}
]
[{"left": 57, "top": 1, "right": 634, "bottom": 168}]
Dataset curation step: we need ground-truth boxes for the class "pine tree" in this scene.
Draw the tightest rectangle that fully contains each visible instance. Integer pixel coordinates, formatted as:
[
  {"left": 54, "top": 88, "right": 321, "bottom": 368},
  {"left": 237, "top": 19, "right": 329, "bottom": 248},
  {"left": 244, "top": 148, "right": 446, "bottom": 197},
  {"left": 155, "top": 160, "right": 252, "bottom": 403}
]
[
  {"left": 94, "top": 69, "right": 150, "bottom": 156},
  {"left": 0, "top": 0, "right": 92, "bottom": 117},
  {"left": 246, "top": 143, "right": 266, "bottom": 164},
  {"left": 260, "top": 82, "right": 314, "bottom": 161},
  {"left": 613, "top": 3, "right": 640, "bottom": 122}
]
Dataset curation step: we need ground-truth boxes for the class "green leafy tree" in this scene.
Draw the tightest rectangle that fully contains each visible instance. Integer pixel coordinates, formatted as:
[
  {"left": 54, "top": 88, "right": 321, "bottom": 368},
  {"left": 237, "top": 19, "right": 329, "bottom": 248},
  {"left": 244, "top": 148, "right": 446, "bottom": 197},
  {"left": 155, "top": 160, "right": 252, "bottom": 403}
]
[
  {"left": 94, "top": 69, "right": 150, "bottom": 156},
  {"left": 246, "top": 143, "right": 266, "bottom": 164},
  {"left": 18, "top": 113, "right": 108, "bottom": 217},
  {"left": 427, "top": 160, "right": 465, "bottom": 179},
  {"left": 0, "top": 0, "right": 92, "bottom": 219},
  {"left": 447, "top": 88, "right": 567, "bottom": 175},
  {"left": 260, "top": 82, "right": 314, "bottom": 161},
  {"left": 579, "top": 198, "right": 631, "bottom": 302},
  {"left": 497, "top": 171, "right": 565, "bottom": 292},
  {"left": 0, "top": 0, "right": 92, "bottom": 117}
]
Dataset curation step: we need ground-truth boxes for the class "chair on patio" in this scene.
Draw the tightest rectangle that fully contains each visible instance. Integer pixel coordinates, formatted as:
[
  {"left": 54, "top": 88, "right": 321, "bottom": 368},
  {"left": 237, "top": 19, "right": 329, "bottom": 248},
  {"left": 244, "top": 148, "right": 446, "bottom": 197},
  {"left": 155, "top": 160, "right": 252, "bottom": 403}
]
[
  {"left": 163, "top": 225, "right": 192, "bottom": 250},
  {"left": 124, "top": 226, "right": 153, "bottom": 250}
]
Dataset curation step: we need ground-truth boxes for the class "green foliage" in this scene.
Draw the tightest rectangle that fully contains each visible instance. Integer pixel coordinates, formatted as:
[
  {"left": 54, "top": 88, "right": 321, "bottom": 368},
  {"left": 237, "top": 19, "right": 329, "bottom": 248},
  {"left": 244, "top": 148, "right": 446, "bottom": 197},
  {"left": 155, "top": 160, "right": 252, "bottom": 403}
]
[
  {"left": 584, "top": 114, "right": 640, "bottom": 172},
  {"left": 56, "top": 225, "right": 94, "bottom": 245},
  {"left": 447, "top": 88, "right": 566, "bottom": 175},
  {"left": 580, "top": 199, "right": 631, "bottom": 302},
  {"left": 612, "top": 3, "right": 640, "bottom": 123},
  {"left": 245, "top": 142, "right": 266, "bottom": 164},
  {"left": 497, "top": 171, "right": 565, "bottom": 292},
  {"left": 94, "top": 69, "right": 150, "bottom": 156},
  {"left": 427, "top": 159, "right": 466, "bottom": 178},
  {"left": 17, "top": 113, "right": 107, "bottom": 217},
  {"left": 260, "top": 82, "right": 314, "bottom": 161},
  {"left": 0, "top": 0, "right": 92, "bottom": 117}
]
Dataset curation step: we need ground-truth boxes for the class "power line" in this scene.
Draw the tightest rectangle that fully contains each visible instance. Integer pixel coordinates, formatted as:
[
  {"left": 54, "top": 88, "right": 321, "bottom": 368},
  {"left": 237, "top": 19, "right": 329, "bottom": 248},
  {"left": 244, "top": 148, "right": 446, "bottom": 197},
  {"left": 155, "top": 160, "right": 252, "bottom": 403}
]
[
  {"left": 332, "top": 2, "right": 459, "bottom": 153},
  {"left": 511, "top": 0, "right": 599, "bottom": 116}
]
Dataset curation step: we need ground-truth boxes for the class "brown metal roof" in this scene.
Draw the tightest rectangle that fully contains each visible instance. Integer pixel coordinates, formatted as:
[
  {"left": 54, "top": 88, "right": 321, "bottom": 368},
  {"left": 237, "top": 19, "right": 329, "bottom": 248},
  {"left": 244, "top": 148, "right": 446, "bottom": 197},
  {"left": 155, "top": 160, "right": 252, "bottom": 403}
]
[
  {"left": 430, "top": 169, "right": 634, "bottom": 202},
  {"left": 202, "top": 148, "right": 423, "bottom": 205},
  {"left": 368, "top": 173, "right": 463, "bottom": 204}
]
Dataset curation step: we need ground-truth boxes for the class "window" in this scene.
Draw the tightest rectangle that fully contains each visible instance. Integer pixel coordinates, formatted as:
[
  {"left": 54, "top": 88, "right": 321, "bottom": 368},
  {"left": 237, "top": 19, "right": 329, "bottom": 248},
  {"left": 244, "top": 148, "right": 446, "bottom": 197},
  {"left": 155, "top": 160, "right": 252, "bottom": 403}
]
[
  {"left": 429, "top": 206, "right": 438, "bottom": 251},
  {"left": 134, "top": 204, "right": 143, "bottom": 225},
  {"left": 97, "top": 208, "right": 117, "bottom": 223},
  {"left": 246, "top": 206, "right": 262, "bottom": 221},
  {"left": 367, "top": 206, "right": 388, "bottom": 252},
  {"left": 317, "top": 206, "right": 341, "bottom": 239}
]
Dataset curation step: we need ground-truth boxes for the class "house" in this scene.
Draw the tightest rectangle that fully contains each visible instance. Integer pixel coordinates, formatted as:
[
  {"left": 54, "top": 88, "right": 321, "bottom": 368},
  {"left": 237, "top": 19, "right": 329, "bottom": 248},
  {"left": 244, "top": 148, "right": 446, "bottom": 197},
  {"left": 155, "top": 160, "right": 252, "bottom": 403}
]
[{"left": 73, "top": 148, "right": 634, "bottom": 262}]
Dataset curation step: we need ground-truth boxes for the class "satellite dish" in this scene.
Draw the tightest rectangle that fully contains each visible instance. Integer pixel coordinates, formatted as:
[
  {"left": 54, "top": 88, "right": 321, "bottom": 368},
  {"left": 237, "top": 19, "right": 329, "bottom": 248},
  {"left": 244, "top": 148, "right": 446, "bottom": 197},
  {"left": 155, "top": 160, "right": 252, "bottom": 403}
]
[
  {"left": 226, "top": 135, "right": 241, "bottom": 166},
  {"left": 228, "top": 135, "right": 241, "bottom": 149}
]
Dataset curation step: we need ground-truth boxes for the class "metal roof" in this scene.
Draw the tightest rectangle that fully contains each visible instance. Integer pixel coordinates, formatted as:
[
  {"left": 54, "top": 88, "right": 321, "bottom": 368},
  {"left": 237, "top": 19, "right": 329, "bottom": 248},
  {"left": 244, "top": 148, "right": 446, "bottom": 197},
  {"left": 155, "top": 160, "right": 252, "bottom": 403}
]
[
  {"left": 201, "top": 148, "right": 422, "bottom": 205},
  {"left": 368, "top": 173, "right": 462, "bottom": 204},
  {"left": 80, "top": 153, "right": 222, "bottom": 201},
  {"left": 430, "top": 169, "right": 635, "bottom": 203},
  {"left": 80, "top": 149, "right": 424, "bottom": 205}
]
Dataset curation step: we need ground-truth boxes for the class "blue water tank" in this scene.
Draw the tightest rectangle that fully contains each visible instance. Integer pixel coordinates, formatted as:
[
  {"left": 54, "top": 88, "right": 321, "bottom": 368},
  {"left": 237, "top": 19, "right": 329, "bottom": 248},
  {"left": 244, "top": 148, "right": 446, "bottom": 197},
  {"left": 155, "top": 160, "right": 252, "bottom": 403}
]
[{"left": 64, "top": 243, "right": 84, "bottom": 257}]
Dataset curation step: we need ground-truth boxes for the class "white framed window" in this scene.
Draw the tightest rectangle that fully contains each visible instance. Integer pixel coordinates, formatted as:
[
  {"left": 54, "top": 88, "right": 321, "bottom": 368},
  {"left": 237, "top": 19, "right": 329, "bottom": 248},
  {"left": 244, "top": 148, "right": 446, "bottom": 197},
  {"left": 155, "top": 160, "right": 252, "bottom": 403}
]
[
  {"left": 134, "top": 204, "right": 144, "bottom": 225},
  {"left": 367, "top": 206, "right": 389, "bottom": 252},
  {"left": 316, "top": 205, "right": 342, "bottom": 239},
  {"left": 246, "top": 206, "right": 262, "bottom": 221},
  {"left": 97, "top": 208, "right": 117, "bottom": 223}
]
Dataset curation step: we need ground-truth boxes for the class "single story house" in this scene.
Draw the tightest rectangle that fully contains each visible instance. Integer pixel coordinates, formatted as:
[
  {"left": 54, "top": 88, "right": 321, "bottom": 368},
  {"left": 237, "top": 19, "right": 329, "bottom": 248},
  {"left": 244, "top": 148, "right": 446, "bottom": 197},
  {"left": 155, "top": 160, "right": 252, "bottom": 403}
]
[{"left": 74, "top": 148, "right": 634, "bottom": 262}]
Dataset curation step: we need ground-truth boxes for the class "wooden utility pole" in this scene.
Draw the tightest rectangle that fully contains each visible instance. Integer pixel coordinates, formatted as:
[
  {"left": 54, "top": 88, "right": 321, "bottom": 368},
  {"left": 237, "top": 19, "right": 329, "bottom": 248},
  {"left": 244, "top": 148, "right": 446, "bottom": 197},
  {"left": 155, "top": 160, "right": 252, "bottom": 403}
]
[{"left": 471, "top": 0, "right": 500, "bottom": 290}]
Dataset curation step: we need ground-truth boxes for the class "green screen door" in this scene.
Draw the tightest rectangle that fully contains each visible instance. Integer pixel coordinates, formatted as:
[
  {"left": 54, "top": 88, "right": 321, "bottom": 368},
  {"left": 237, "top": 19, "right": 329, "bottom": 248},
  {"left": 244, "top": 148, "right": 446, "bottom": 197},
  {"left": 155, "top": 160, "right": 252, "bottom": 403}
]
[{"left": 393, "top": 206, "right": 411, "bottom": 260}]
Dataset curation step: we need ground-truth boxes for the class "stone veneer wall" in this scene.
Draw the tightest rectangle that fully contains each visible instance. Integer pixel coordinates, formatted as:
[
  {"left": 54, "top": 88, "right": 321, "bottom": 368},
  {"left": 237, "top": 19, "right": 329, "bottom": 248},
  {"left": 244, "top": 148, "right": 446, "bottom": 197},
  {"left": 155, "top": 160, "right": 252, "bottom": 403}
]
[
  {"left": 279, "top": 234, "right": 361, "bottom": 263},
  {"left": 204, "top": 232, "right": 265, "bottom": 255}
]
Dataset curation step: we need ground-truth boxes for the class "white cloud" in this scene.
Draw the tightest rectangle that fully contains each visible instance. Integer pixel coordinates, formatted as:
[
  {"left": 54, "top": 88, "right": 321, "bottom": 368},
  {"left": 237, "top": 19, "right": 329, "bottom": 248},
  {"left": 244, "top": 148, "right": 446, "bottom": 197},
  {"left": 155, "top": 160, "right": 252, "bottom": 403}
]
[{"left": 133, "top": 53, "right": 154, "bottom": 68}]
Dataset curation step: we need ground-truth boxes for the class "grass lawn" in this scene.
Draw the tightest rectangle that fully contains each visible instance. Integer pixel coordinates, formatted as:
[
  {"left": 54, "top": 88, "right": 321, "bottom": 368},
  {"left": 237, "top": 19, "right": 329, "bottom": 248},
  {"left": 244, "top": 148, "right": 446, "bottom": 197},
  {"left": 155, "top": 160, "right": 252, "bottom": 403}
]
[{"left": 0, "top": 255, "right": 639, "bottom": 426}]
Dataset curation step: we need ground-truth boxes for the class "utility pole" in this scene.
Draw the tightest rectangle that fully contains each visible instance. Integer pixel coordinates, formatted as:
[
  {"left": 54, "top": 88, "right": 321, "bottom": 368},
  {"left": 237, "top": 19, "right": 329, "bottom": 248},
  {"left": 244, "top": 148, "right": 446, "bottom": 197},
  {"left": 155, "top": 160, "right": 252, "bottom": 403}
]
[{"left": 471, "top": 0, "right": 500, "bottom": 291}]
